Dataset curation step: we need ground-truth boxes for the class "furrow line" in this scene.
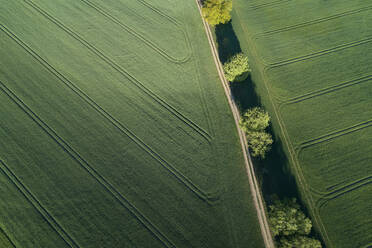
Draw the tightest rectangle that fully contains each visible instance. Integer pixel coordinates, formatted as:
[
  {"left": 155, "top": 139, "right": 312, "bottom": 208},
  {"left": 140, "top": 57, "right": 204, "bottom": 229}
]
[
  {"left": 317, "top": 179, "right": 372, "bottom": 211},
  {"left": 0, "top": 159, "right": 79, "bottom": 248},
  {"left": 264, "top": 36, "right": 372, "bottom": 69},
  {"left": 246, "top": 0, "right": 291, "bottom": 10},
  {"left": 0, "top": 25, "right": 212, "bottom": 202},
  {"left": 309, "top": 176, "right": 372, "bottom": 198},
  {"left": 136, "top": 0, "right": 180, "bottom": 24},
  {"left": 297, "top": 119, "right": 372, "bottom": 150},
  {"left": 322, "top": 176, "right": 372, "bottom": 199},
  {"left": 135, "top": 0, "right": 193, "bottom": 60},
  {"left": 0, "top": 81, "right": 177, "bottom": 248},
  {"left": 23, "top": 0, "right": 212, "bottom": 142},
  {"left": 283, "top": 74, "right": 372, "bottom": 104},
  {"left": 0, "top": 226, "right": 17, "bottom": 248},
  {"left": 253, "top": 5, "right": 372, "bottom": 39},
  {"left": 79, "top": 0, "right": 191, "bottom": 63}
]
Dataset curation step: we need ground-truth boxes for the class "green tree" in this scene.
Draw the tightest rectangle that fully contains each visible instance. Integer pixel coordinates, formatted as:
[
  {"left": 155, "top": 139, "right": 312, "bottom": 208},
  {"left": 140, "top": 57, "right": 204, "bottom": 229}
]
[
  {"left": 279, "top": 235, "right": 322, "bottom": 248},
  {"left": 268, "top": 196, "right": 312, "bottom": 237},
  {"left": 239, "top": 107, "right": 270, "bottom": 133},
  {"left": 246, "top": 131, "right": 273, "bottom": 158},
  {"left": 202, "top": 0, "right": 232, "bottom": 26},
  {"left": 223, "top": 53, "right": 251, "bottom": 82}
]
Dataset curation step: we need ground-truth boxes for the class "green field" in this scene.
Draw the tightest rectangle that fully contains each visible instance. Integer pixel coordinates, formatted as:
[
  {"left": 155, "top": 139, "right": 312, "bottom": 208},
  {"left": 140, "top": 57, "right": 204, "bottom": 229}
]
[
  {"left": 0, "top": 1, "right": 264, "bottom": 247},
  {"left": 232, "top": 0, "right": 372, "bottom": 247}
]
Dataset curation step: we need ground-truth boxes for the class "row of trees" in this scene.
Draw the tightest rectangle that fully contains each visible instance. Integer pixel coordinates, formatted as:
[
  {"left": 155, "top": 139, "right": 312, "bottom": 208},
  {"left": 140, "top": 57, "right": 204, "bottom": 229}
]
[
  {"left": 202, "top": 1, "right": 322, "bottom": 247},
  {"left": 268, "top": 196, "right": 322, "bottom": 248},
  {"left": 203, "top": 1, "right": 268, "bottom": 156}
]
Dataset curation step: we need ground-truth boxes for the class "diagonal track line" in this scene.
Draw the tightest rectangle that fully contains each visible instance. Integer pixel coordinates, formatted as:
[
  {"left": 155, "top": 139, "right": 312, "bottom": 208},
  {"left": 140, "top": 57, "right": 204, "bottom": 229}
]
[
  {"left": 0, "top": 159, "right": 80, "bottom": 248},
  {"left": 283, "top": 75, "right": 372, "bottom": 104},
  {"left": 0, "top": 24, "right": 213, "bottom": 202},
  {"left": 266, "top": 36, "right": 372, "bottom": 68},
  {"left": 298, "top": 119, "right": 372, "bottom": 150},
  {"left": 0, "top": 226, "right": 17, "bottom": 248},
  {"left": 0, "top": 80, "right": 176, "bottom": 248},
  {"left": 254, "top": 5, "right": 372, "bottom": 38},
  {"left": 22, "top": 0, "right": 212, "bottom": 142},
  {"left": 79, "top": 0, "right": 191, "bottom": 63}
]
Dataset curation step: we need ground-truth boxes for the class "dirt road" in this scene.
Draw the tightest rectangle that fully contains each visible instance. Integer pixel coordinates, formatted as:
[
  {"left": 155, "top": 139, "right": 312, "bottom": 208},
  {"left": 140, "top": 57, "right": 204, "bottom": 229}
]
[{"left": 195, "top": 1, "right": 275, "bottom": 247}]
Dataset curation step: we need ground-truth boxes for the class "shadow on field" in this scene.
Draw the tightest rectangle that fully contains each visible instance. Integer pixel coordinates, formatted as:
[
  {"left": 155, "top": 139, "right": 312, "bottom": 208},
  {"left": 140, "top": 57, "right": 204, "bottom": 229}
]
[
  {"left": 213, "top": 18, "right": 325, "bottom": 247},
  {"left": 215, "top": 22, "right": 242, "bottom": 63},
  {"left": 214, "top": 22, "right": 300, "bottom": 200}
]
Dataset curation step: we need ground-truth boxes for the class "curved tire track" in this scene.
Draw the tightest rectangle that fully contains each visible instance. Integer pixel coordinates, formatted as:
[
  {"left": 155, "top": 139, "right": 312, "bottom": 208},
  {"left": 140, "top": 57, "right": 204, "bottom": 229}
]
[
  {"left": 79, "top": 0, "right": 191, "bottom": 64},
  {"left": 23, "top": 0, "right": 212, "bottom": 143},
  {"left": 0, "top": 25, "right": 216, "bottom": 202}
]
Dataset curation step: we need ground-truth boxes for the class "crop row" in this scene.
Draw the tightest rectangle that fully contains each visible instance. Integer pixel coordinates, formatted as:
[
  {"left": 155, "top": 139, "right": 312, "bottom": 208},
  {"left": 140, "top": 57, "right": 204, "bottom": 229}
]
[
  {"left": 79, "top": 0, "right": 191, "bottom": 63},
  {"left": 316, "top": 177, "right": 371, "bottom": 213},
  {"left": 0, "top": 159, "right": 79, "bottom": 248},
  {"left": 245, "top": 0, "right": 291, "bottom": 10},
  {"left": 252, "top": 5, "right": 372, "bottom": 39},
  {"left": 0, "top": 225, "right": 17, "bottom": 248},
  {"left": 23, "top": 0, "right": 212, "bottom": 143},
  {"left": 281, "top": 74, "right": 372, "bottom": 105},
  {"left": 262, "top": 38, "right": 372, "bottom": 103},
  {"left": 0, "top": 80, "right": 178, "bottom": 248},
  {"left": 295, "top": 119, "right": 372, "bottom": 152},
  {"left": 0, "top": 24, "right": 216, "bottom": 202}
]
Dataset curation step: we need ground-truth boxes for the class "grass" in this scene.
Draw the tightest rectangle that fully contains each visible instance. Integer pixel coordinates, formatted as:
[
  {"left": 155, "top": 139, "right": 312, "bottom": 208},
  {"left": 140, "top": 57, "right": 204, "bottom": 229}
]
[
  {"left": 232, "top": 0, "right": 372, "bottom": 247},
  {"left": 0, "top": 0, "right": 264, "bottom": 247}
]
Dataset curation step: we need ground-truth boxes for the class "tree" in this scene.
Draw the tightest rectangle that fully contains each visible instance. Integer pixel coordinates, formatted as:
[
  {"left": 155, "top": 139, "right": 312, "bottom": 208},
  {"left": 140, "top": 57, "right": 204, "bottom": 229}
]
[
  {"left": 223, "top": 53, "right": 251, "bottom": 82},
  {"left": 268, "top": 197, "right": 312, "bottom": 237},
  {"left": 202, "top": 0, "right": 232, "bottom": 26},
  {"left": 240, "top": 107, "right": 272, "bottom": 158},
  {"left": 246, "top": 131, "right": 273, "bottom": 158},
  {"left": 279, "top": 235, "right": 322, "bottom": 248},
  {"left": 239, "top": 107, "right": 270, "bottom": 133}
]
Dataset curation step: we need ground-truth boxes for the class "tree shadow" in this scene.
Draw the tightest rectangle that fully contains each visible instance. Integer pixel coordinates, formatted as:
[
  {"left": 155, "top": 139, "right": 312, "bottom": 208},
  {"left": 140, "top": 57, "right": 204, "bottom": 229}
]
[
  {"left": 214, "top": 22, "right": 302, "bottom": 202},
  {"left": 230, "top": 76, "right": 260, "bottom": 112},
  {"left": 215, "top": 21, "right": 242, "bottom": 63},
  {"left": 212, "top": 17, "right": 325, "bottom": 246},
  {"left": 253, "top": 131, "right": 298, "bottom": 200}
]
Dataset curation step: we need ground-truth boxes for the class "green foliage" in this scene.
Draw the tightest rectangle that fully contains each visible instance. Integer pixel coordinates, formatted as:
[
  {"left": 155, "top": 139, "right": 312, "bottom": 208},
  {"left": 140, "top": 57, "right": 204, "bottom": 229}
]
[
  {"left": 202, "top": 0, "right": 232, "bottom": 26},
  {"left": 279, "top": 235, "right": 322, "bottom": 248},
  {"left": 240, "top": 107, "right": 272, "bottom": 158},
  {"left": 239, "top": 107, "right": 270, "bottom": 132},
  {"left": 246, "top": 131, "right": 273, "bottom": 158},
  {"left": 223, "top": 53, "right": 251, "bottom": 82},
  {"left": 268, "top": 197, "right": 312, "bottom": 237}
]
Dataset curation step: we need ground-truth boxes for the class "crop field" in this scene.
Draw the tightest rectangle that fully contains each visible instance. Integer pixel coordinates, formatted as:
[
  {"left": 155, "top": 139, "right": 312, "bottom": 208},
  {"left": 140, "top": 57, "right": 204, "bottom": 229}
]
[
  {"left": 232, "top": 0, "right": 372, "bottom": 247},
  {"left": 0, "top": 0, "right": 265, "bottom": 247}
]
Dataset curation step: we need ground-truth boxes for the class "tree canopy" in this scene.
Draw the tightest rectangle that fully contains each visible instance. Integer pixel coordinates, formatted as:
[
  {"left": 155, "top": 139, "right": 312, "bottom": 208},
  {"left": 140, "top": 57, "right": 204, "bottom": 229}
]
[
  {"left": 239, "top": 107, "right": 270, "bottom": 132},
  {"left": 202, "top": 0, "right": 232, "bottom": 26},
  {"left": 246, "top": 131, "right": 273, "bottom": 158},
  {"left": 268, "top": 196, "right": 312, "bottom": 237},
  {"left": 223, "top": 53, "right": 251, "bottom": 82},
  {"left": 240, "top": 107, "right": 272, "bottom": 158},
  {"left": 279, "top": 235, "right": 322, "bottom": 248}
]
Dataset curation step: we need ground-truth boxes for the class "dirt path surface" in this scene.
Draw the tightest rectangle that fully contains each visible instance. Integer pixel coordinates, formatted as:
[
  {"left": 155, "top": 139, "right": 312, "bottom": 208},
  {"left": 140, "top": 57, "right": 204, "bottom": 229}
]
[{"left": 195, "top": 1, "right": 275, "bottom": 247}]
